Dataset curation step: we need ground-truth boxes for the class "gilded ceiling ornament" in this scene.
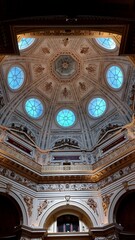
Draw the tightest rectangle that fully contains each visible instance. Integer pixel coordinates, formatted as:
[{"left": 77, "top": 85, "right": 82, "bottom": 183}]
[
  {"left": 86, "top": 64, "right": 96, "bottom": 73},
  {"left": 33, "top": 64, "right": 45, "bottom": 75},
  {"left": 80, "top": 47, "right": 89, "bottom": 54},
  {"left": 62, "top": 38, "right": 69, "bottom": 46},
  {"left": 45, "top": 82, "right": 53, "bottom": 92},
  {"left": 78, "top": 81, "right": 86, "bottom": 92},
  {"left": 62, "top": 87, "right": 71, "bottom": 98},
  {"left": 42, "top": 47, "right": 50, "bottom": 54}
]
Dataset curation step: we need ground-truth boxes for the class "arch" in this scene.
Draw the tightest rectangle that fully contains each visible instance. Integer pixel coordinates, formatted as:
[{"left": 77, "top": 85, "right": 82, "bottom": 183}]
[
  {"left": 114, "top": 190, "right": 135, "bottom": 232},
  {"left": 0, "top": 187, "right": 28, "bottom": 225},
  {"left": 0, "top": 192, "right": 23, "bottom": 236},
  {"left": 39, "top": 199, "right": 98, "bottom": 230},
  {"left": 108, "top": 185, "right": 135, "bottom": 225}
]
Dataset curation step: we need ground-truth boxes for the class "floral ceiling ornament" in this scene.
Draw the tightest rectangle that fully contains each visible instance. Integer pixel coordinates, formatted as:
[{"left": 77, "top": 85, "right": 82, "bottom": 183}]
[
  {"left": 79, "top": 81, "right": 86, "bottom": 92},
  {"left": 62, "top": 38, "right": 69, "bottom": 46},
  {"left": 80, "top": 46, "right": 89, "bottom": 54},
  {"left": 42, "top": 47, "right": 50, "bottom": 54},
  {"left": 62, "top": 87, "right": 71, "bottom": 98},
  {"left": 33, "top": 64, "right": 45, "bottom": 75},
  {"left": 45, "top": 82, "right": 53, "bottom": 92},
  {"left": 86, "top": 64, "right": 96, "bottom": 73}
]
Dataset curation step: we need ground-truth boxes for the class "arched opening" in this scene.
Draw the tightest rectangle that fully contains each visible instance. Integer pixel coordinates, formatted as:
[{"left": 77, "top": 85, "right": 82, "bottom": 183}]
[
  {"left": 43, "top": 205, "right": 94, "bottom": 233},
  {"left": 57, "top": 214, "right": 79, "bottom": 232},
  {"left": 0, "top": 193, "right": 23, "bottom": 238},
  {"left": 114, "top": 190, "right": 135, "bottom": 233}
]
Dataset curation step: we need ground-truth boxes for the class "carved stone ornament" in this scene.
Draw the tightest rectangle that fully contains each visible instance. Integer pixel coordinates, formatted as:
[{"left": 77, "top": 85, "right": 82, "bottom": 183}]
[
  {"left": 87, "top": 198, "right": 99, "bottom": 216},
  {"left": 23, "top": 195, "right": 33, "bottom": 217},
  {"left": 37, "top": 199, "right": 48, "bottom": 218},
  {"left": 102, "top": 194, "right": 113, "bottom": 216}
]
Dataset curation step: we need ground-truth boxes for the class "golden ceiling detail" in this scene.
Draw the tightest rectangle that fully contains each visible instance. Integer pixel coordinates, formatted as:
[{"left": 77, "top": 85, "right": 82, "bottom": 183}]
[{"left": 22, "top": 31, "right": 121, "bottom": 38}]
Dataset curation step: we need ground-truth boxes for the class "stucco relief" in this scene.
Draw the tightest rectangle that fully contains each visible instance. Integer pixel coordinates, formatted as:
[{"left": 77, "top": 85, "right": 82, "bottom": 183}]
[
  {"left": 87, "top": 198, "right": 99, "bottom": 216},
  {"left": 23, "top": 195, "right": 33, "bottom": 217},
  {"left": 37, "top": 200, "right": 48, "bottom": 219},
  {"left": 102, "top": 194, "right": 113, "bottom": 216}
]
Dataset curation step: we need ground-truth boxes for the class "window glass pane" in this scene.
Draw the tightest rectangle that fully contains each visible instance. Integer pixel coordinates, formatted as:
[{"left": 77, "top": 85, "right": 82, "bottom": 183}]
[
  {"left": 25, "top": 98, "right": 44, "bottom": 118},
  {"left": 18, "top": 38, "right": 35, "bottom": 50},
  {"left": 88, "top": 97, "right": 106, "bottom": 117},
  {"left": 56, "top": 109, "right": 76, "bottom": 127},
  {"left": 106, "top": 65, "right": 123, "bottom": 89},
  {"left": 96, "top": 38, "right": 116, "bottom": 49},
  {"left": 7, "top": 66, "right": 24, "bottom": 90}
]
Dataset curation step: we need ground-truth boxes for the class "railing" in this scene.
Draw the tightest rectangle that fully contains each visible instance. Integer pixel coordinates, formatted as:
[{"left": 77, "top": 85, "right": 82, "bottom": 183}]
[
  {"left": 0, "top": 142, "right": 42, "bottom": 172},
  {"left": 41, "top": 164, "right": 92, "bottom": 173}
]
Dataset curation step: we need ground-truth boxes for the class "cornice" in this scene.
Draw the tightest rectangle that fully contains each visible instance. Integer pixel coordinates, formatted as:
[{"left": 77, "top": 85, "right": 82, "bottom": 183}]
[
  {"left": 0, "top": 147, "right": 134, "bottom": 184},
  {"left": 0, "top": 15, "right": 131, "bottom": 55}
]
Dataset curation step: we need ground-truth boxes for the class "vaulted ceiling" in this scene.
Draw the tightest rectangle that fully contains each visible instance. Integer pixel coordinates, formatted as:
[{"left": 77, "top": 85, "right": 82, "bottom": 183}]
[
  {"left": 0, "top": 31, "right": 134, "bottom": 152},
  {"left": 0, "top": 3, "right": 135, "bottom": 184}
]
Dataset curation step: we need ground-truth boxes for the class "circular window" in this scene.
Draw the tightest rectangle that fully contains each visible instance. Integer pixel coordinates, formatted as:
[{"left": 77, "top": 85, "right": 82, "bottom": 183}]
[
  {"left": 106, "top": 65, "right": 123, "bottom": 89},
  {"left": 25, "top": 98, "right": 44, "bottom": 119},
  {"left": 56, "top": 109, "right": 76, "bottom": 127},
  {"left": 95, "top": 38, "right": 116, "bottom": 50},
  {"left": 7, "top": 66, "right": 25, "bottom": 90},
  {"left": 88, "top": 97, "right": 107, "bottom": 118},
  {"left": 18, "top": 38, "right": 35, "bottom": 50}
]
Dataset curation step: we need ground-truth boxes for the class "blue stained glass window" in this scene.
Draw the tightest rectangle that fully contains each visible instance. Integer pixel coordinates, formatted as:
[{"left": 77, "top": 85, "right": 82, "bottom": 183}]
[
  {"left": 7, "top": 66, "right": 24, "bottom": 90},
  {"left": 56, "top": 109, "right": 76, "bottom": 127},
  {"left": 18, "top": 38, "right": 35, "bottom": 50},
  {"left": 106, "top": 65, "right": 123, "bottom": 89},
  {"left": 88, "top": 97, "right": 106, "bottom": 118},
  {"left": 96, "top": 38, "right": 116, "bottom": 50},
  {"left": 25, "top": 98, "right": 44, "bottom": 118}
]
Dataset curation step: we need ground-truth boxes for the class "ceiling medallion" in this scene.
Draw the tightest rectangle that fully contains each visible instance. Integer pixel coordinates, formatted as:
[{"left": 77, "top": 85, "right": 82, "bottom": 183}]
[{"left": 51, "top": 53, "right": 80, "bottom": 82}]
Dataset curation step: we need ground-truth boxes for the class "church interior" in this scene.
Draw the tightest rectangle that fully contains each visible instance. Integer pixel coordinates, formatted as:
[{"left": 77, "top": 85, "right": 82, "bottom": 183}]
[{"left": 0, "top": 1, "right": 135, "bottom": 239}]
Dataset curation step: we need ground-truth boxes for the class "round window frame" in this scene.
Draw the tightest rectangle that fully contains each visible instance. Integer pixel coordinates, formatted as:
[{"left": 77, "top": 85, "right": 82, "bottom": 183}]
[
  {"left": 55, "top": 108, "right": 77, "bottom": 128},
  {"left": 7, "top": 65, "right": 26, "bottom": 92},
  {"left": 18, "top": 37, "right": 36, "bottom": 51},
  {"left": 105, "top": 64, "right": 124, "bottom": 91},
  {"left": 87, "top": 96, "right": 107, "bottom": 119},
  {"left": 94, "top": 37, "right": 118, "bottom": 52},
  {"left": 24, "top": 96, "right": 45, "bottom": 120}
]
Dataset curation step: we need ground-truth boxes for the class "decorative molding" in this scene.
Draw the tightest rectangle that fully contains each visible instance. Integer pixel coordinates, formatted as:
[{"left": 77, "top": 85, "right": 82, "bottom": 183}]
[
  {"left": 102, "top": 194, "right": 113, "bottom": 216},
  {"left": 23, "top": 195, "right": 33, "bottom": 217},
  {"left": 37, "top": 200, "right": 48, "bottom": 219},
  {"left": 87, "top": 198, "right": 98, "bottom": 216}
]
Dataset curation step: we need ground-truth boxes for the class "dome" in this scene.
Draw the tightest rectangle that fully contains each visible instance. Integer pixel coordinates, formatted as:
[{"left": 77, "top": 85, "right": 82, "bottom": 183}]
[
  {"left": 0, "top": 33, "right": 134, "bottom": 152},
  {"left": 0, "top": 10, "right": 135, "bottom": 240}
]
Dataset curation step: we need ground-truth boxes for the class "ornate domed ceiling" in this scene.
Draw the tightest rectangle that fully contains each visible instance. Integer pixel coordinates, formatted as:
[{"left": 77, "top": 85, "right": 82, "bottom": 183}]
[{"left": 0, "top": 31, "right": 134, "bottom": 153}]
